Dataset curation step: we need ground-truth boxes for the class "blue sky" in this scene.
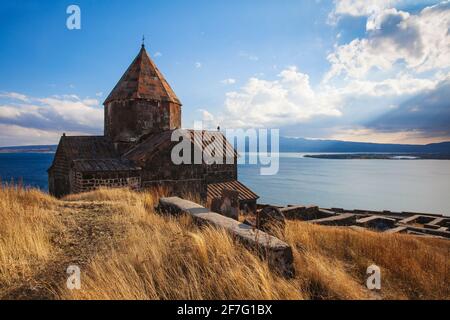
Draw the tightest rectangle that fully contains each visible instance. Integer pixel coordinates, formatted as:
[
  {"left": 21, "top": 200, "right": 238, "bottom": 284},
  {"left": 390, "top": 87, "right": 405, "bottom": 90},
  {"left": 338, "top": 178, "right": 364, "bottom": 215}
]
[{"left": 0, "top": 0, "right": 449, "bottom": 146}]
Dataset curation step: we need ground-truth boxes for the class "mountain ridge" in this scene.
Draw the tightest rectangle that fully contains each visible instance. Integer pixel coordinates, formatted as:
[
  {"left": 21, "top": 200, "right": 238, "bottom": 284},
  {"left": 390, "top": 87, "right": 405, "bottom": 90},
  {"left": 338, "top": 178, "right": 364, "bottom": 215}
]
[{"left": 1, "top": 138, "right": 450, "bottom": 153}]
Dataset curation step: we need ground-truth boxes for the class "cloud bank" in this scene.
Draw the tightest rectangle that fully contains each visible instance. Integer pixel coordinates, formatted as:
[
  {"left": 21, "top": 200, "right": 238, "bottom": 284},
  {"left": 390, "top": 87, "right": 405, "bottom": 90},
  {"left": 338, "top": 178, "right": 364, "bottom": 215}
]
[
  {"left": 0, "top": 93, "right": 103, "bottom": 146},
  {"left": 212, "top": 1, "right": 450, "bottom": 143}
]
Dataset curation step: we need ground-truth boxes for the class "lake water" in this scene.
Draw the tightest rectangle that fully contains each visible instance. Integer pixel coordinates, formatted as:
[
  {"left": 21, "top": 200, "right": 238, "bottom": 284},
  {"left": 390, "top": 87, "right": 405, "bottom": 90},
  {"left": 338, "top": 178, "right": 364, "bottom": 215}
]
[{"left": 1, "top": 152, "right": 450, "bottom": 215}]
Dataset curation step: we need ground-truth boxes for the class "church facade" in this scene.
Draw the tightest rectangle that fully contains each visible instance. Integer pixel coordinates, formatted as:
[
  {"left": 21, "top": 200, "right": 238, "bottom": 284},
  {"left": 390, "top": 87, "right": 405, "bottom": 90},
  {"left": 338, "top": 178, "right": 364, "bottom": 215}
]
[{"left": 48, "top": 44, "right": 258, "bottom": 211}]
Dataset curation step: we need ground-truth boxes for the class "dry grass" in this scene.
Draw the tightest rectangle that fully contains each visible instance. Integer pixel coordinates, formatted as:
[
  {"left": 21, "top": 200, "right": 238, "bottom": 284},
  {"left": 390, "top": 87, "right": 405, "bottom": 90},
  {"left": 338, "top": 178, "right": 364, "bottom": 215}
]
[
  {"left": 0, "top": 186, "right": 449, "bottom": 300},
  {"left": 283, "top": 222, "right": 450, "bottom": 299},
  {"left": 61, "top": 188, "right": 300, "bottom": 299},
  {"left": 0, "top": 184, "right": 61, "bottom": 287}
]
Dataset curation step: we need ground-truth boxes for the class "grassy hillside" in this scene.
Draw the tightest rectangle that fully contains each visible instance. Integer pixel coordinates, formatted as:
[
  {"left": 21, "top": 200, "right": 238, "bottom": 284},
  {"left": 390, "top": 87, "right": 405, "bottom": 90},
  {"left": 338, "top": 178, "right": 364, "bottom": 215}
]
[{"left": 0, "top": 185, "right": 449, "bottom": 300}]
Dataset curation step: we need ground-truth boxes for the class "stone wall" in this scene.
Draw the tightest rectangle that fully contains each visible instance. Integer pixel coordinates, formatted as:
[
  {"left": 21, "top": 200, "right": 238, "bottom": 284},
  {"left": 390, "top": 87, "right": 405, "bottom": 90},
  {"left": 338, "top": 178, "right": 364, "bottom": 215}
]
[
  {"left": 205, "top": 163, "right": 237, "bottom": 184},
  {"left": 71, "top": 170, "right": 141, "bottom": 193},
  {"left": 143, "top": 179, "right": 205, "bottom": 201},
  {"left": 141, "top": 145, "right": 204, "bottom": 182},
  {"left": 140, "top": 144, "right": 238, "bottom": 201},
  {"left": 48, "top": 144, "right": 71, "bottom": 197},
  {"left": 104, "top": 99, "right": 181, "bottom": 144}
]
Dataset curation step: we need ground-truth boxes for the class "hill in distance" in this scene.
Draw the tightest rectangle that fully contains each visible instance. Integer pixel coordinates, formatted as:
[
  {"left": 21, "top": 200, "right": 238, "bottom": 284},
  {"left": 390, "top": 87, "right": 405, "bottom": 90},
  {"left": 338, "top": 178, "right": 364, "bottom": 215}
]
[
  {"left": 1, "top": 138, "right": 450, "bottom": 154},
  {"left": 278, "top": 137, "right": 450, "bottom": 153}
]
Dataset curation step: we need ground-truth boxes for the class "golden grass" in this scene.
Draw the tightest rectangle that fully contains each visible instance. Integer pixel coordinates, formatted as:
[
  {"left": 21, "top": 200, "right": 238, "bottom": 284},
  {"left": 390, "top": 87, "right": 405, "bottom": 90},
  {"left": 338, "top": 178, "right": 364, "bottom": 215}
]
[
  {"left": 283, "top": 222, "right": 450, "bottom": 299},
  {"left": 0, "top": 184, "right": 61, "bottom": 287},
  {"left": 62, "top": 188, "right": 300, "bottom": 300},
  {"left": 1, "top": 186, "right": 449, "bottom": 300}
]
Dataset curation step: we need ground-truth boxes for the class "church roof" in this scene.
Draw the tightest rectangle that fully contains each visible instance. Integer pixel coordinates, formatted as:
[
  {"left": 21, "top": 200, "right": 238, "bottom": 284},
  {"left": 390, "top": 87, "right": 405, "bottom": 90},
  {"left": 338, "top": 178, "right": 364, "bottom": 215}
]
[
  {"left": 123, "top": 129, "right": 237, "bottom": 164},
  {"left": 58, "top": 136, "right": 118, "bottom": 159},
  {"left": 71, "top": 159, "right": 141, "bottom": 172},
  {"left": 47, "top": 135, "right": 120, "bottom": 173},
  {"left": 104, "top": 45, "right": 181, "bottom": 105}
]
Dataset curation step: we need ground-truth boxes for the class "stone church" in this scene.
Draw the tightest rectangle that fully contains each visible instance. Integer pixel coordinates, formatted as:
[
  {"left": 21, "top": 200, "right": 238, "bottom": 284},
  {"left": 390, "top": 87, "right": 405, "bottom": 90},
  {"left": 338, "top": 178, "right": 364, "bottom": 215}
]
[{"left": 48, "top": 44, "right": 258, "bottom": 211}]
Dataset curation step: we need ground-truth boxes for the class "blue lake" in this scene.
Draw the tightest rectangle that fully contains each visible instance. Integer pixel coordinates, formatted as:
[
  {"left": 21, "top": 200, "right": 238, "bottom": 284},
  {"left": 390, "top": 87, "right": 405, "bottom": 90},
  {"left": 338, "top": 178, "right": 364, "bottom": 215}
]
[{"left": 1, "top": 152, "right": 450, "bottom": 215}]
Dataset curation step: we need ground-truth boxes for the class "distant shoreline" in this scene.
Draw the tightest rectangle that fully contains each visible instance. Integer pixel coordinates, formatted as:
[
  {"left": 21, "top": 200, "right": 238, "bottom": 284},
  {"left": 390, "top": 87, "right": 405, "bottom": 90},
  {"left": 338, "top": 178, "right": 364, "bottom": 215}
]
[
  {"left": 304, "top": 153, "right": 450, "bottom": 160},
  {"left": 2, "top": 148, "right": 450, "bottom": 160},
  {"left": 0, "top": 149, "right": 56, "bottom": 154},
  {"left": 1, "top": 138, "right": 450, "bottom": 155},
  {"left": 0, "top": 146, "right": 56, "bottom": 154}
]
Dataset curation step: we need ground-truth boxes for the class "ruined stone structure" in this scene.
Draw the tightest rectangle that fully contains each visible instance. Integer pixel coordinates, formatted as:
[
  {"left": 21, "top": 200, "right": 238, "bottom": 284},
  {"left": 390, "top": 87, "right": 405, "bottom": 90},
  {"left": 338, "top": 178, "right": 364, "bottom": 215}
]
[
  {"left": 253, "top": 203, "right": 450, "bottom": 239},
  {"left": 48, "top": 44, "right": 258, "bottom": 210}
]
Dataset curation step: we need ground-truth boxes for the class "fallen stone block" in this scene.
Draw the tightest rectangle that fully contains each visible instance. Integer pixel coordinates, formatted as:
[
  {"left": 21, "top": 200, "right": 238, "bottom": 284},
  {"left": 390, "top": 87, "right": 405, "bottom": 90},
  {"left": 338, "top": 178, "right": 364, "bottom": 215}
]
[
  {"left": 279, "top": 205, "right": 321, "bottom": 220},
  {"left": 405, "top": 225, "right": 450, "bottom": 239},
  {"left": 356, "top": 215, "right": 397, "bottom": 231},
  {"left": 401, "top": 211, "right": 442, "bottom": 218},
  {"left": 158, "top": 197, "right": 295, "bottom": 277},
  {"left": 426, "top": 217, "right": 447, "bottom": 227},
  {"left": 423, "top": 224, "right": 441, "bottom": 230},
  {"left": 308, "top": 213, "right": 356, "bottom": 226},
  {"left": 257, "top": 204, "right": 283, "bottom": 210},
  {"left": 318, "top": 209, "right": 336, "bottom": 216},
  {"left": 399, "top": 215, "right": 435, "bottom": 225},
  {"left": 384, "top": 226, "right": 408, "bottom": 234},
  {"left": 353, "top": 209, "right": 369, "bottom": 214}
]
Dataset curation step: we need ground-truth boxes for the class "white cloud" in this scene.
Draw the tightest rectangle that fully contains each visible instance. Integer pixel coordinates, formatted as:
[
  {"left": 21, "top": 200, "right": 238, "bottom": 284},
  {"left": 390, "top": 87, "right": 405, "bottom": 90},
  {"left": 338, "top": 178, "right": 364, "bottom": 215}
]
[
  {"left": 330, "top": 71, "right": 446, "bottom": 97},
  {"left": 0, "top": 92, "right": 30, "bottom": 102},
  {"left": 218, "top": 66, "right": 342, "bottom": 128},
  {"left": 36, "top": 96, "right": 102, "bottom": 128},
  {"left": 325, "top": 3, "right": 450, "bottom": 81},
  {"left": 0, "top": 92, "right": 103, "bottom": 136},
  {"left": 154, "top": 51, "right": 162, "bottom": 57},
  {"left": 221, "top": 78, "right": 236, "bottom": 85},
  {"left": 198, "top": 109, "right": 215, "bottom": 122},
  {"left": 332, "top": 0, "right": 400, "bottom": 17},
  {"left": 329, "top": 127, "right": 450, "bottom": 144},
  {"left": 0, "top": 103, "right": 44, "bottom": 120},
  {"left": 216, "top": 65, "right": 447, "bottom": 129},
  {"left": 195, "top": 109, "right": 217, "bottom": 130},
  {"left": 0, "top": 124, "right": 88, "bottom": 147},
  {"left": 195, "top": 62, "right": 202, "bottom": 68}
]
